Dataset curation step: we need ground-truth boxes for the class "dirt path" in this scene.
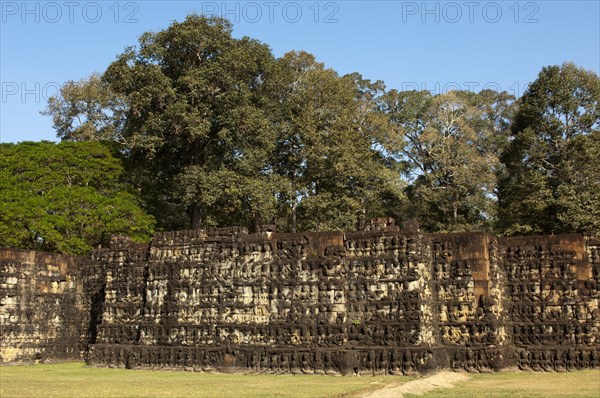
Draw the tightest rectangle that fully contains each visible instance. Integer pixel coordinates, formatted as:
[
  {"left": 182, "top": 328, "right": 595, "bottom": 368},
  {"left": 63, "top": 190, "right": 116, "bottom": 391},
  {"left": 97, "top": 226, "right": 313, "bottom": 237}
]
[{"left": 361, "top": 371, "right": 469, "bottom": 398}]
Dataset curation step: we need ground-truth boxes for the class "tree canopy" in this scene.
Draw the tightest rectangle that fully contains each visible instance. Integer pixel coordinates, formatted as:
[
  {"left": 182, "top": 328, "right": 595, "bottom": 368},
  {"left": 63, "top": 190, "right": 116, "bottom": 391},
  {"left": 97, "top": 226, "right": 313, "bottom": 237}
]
[
  {"left": 497, "top": 63, "right": 600, "bottom": 235},
  {"left": 381, "top": 89, "right": 515, "bottom": 232},
  {"left": 270, "top": 51, "right": 403, "bottom": 232},
  {"left": 39, "top": 15, "right": 599, "bottom": 237},
  {"left": 44, "top": 15, "right": 403, "bottom": 233},
  {"left": 0, "top": 141, "right": 155, "bottom": 254}
]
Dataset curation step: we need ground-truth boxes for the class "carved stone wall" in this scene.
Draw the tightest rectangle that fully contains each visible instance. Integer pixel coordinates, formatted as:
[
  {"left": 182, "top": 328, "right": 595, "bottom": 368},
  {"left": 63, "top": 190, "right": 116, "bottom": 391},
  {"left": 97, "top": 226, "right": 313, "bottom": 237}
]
[
  {"left": 500, "top": 234, "right": 600, "bottom": 371},
  {"left": 1, "top": 222, "right": 598, "bottom": 373},
  {"left": 87, "top": 225, "right": 438, "bottom": 375},
  {"left": 430, "top": 233, "right": 510, "bottom": 372},
  {"left": 0, "top": 249, "right": 86, "bottom": 362}
]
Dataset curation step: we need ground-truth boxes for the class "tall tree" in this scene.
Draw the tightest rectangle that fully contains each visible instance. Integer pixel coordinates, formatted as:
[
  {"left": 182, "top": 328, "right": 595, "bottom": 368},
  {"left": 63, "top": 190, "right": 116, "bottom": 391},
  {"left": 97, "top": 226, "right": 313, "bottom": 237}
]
[
  {"left": 44, "top": 18, "right": 404, "bottom": 233},
  {"left": 42, "top": 74, "right": 128, "bottom": 144},
  {"left": 271, "top": 52, "right": 403, "bottom": 232},
  {"left": 0, "top": 141, "right": 155, "bottom": 254},
  {"left": 382, "top": 90, "right": 514, "bottom": 232},
  {"left": 498, "top": 63, "right": 600, "bottom": 235},
  {"left": 46, "top": 15, "right": 280, "bottom": 231},
  {"left": 554, "top": 132, "right": 600, "bottom": 232}
]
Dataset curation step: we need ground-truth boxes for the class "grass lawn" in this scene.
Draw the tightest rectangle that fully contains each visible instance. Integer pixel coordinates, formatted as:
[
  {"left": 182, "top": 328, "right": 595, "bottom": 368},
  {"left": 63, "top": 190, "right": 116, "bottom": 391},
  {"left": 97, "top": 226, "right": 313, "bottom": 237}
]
[
  {"left": 0, "top": 362, "right": 402, "bottom": 398},
  {"left": 2, "top": 363, "right": 598, "bottom": 398},
  {"left": 406, "top": 370, "right": 600, "bottom": 398}
]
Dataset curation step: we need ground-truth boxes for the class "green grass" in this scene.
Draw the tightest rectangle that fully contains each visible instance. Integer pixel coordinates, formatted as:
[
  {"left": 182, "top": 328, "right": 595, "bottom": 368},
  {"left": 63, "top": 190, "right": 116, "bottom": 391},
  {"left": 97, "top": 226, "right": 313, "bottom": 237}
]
[
  {"left": 0, "top": 362, "right": 402, "bottom": 398},
  {"left": 406, "top": 370, "right": 600, "bottom": 398},
  {"left": 2, "top": 364, "right": 598, "bottom": 398}
]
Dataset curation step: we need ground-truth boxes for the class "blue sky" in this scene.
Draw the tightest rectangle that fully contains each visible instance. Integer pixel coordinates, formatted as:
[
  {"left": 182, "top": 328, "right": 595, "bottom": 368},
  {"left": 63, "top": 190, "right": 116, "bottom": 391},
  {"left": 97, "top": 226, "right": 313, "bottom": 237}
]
[{"left": 1, "top": 0, "right": 599, "bottom": 143}]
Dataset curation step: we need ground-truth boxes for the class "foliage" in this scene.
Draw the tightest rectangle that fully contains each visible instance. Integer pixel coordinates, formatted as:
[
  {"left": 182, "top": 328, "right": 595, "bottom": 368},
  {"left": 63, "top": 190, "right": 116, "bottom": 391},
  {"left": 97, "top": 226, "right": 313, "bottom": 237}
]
[
  {"left": 498, "top": 63, "right": 600, "bottom": 235},
  {"left": 271, "top": 51, "right": 404, "bottom": 231},
  {"left": 382, "top": 89, "right": 515, "bottom": 232},
  {"left": 554, "top": 132, "right": 600, "bottom": 232},
  {"left": 102, "top": 15, "right": 279, "bottom": 231},
  {"left": 41, "top": 15, "right": 597, "bottom": 236},
  {"left": 44, "top": 16, "right": 403, "bottom": 233},
  {"left": 42, "top": 73, "right": 127, "bottom": 144},
  {"left": 0, "top": 141, "right": 155, "bottom": 254}
]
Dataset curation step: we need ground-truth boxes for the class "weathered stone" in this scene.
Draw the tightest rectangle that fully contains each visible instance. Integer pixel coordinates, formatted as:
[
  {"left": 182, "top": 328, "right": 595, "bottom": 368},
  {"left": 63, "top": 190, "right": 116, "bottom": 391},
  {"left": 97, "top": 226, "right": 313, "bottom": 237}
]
[
  {"left": 1, "top": 223, "right": 598, "bottom": 374},
  {"left": 0, "top": 249, "right": 93, "bottom": 362}
]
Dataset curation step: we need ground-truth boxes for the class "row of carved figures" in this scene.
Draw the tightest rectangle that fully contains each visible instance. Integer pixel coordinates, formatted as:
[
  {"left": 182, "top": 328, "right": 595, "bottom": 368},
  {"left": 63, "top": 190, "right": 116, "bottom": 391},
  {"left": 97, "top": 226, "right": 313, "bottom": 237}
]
[{"left": 87, "top": 345, "right": 600, "bottom": 374}]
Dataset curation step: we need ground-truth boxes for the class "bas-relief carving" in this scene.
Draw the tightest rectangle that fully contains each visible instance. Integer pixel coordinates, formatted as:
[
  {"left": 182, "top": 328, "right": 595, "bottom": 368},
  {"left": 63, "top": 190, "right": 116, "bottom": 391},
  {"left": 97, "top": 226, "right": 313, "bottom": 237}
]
[{"left": 1, "top": 222, "right": 598, "bottom": 374}]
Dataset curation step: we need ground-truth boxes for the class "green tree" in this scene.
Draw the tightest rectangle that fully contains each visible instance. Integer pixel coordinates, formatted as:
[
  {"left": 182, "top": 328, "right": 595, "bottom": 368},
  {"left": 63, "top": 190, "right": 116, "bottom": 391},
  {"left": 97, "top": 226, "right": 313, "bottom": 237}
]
[
  {"left": 498, "top": 63, "right": 600, "bottom": 235},
  {"left": 44, "top": 17, "right": 404, "bottom": 233},
  {"left": 382, "top": 90, "right": 514, "bottom": 232},
  {"left": 555, "top": 132, "right": 600, "bottom": 232},
  {"left": 42, "top": 74, "right": 127, "bottom": 144},
  {"left": 107, "top": 15, "right": 280, "bottom": 231},
  {"left": 271, "top": 51, "right": 403, "bottom": 232},
  {"left": 0, "top": 141, "right": 155, "bottom": 254},
  {"left": 45, "top": 15, "right": 280, "bottom": 231}
]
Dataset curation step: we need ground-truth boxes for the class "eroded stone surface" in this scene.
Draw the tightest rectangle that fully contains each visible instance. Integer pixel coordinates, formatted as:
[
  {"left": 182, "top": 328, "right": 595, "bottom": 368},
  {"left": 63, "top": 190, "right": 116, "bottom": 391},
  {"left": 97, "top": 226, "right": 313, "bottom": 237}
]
[
  {"left": 0, "top": 249, "right": 89, "bottom": 362},
  {"left": 1, "top": 220, "right": 598, "bottom": 373}
]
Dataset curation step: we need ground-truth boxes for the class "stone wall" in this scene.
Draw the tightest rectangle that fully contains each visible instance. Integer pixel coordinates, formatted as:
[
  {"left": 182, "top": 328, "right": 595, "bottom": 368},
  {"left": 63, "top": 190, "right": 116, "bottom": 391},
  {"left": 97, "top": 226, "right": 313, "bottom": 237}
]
[
  {"left": 500, "top": 234, "right": 600, "bottom": 370},
  {"left": 1, "top": 221, "right": 598, "bottom": 373},
  {"left": 0, "top": 249, "right": 86, "bottom": 362},
  {"left": 430, "top": 233, "right": 510, "bottom": 372},
  {"left": 87, "top": 225, "right": 437, "bottom": 375},
  {"left": 84, "top": 222, "right": 598, "bottom": 374}
]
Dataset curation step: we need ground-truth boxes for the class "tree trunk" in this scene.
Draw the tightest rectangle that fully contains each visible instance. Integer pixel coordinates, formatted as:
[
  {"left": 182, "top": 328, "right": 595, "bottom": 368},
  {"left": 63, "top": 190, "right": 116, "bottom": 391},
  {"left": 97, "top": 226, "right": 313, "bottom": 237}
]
[
  {"left": 453, "top": 203, "right": 458, "bottom": 227},
  {"left": 357, "top": 207, "right": 366, "bottom": 231},
  {"left": 291, "top": 201, "right": 297, "bottom": 233},
  {"left": 191, "top": 204, "right": 202, "bottom": 230},
  {"left": 251, "top": 212, "right": 260, "bottom": 233}
]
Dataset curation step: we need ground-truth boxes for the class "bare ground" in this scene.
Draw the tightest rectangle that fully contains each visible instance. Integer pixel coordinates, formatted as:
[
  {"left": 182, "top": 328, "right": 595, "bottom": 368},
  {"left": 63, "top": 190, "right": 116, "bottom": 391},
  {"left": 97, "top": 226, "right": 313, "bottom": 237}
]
[{"left": 361, "top": 371, "right": 470, "bottom": 398}]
